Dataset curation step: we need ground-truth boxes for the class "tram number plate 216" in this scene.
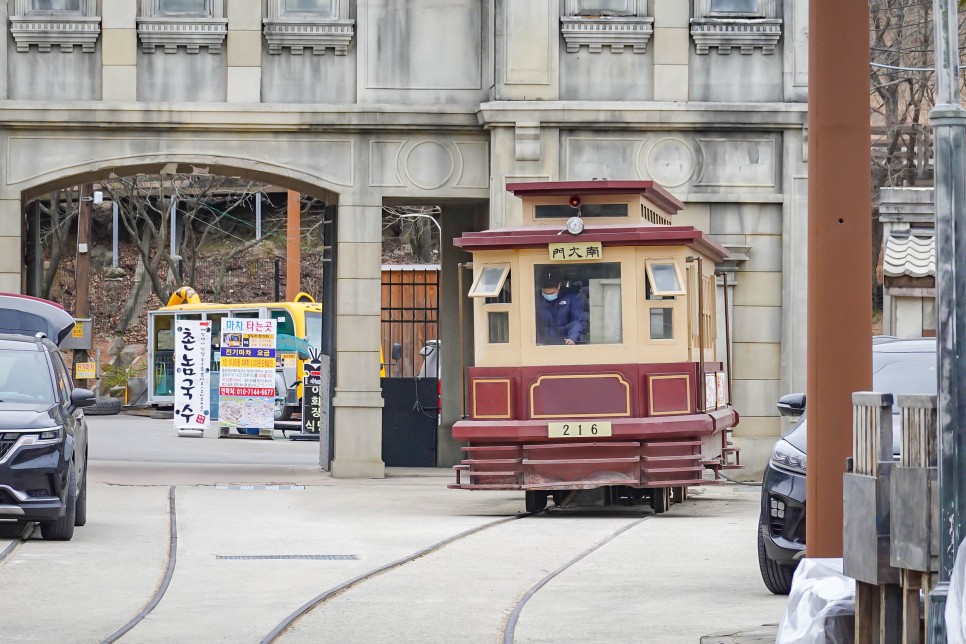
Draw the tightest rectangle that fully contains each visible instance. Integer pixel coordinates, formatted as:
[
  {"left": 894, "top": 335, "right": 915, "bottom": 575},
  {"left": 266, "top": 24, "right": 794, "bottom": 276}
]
[{"left": 547, "top": 421, "right": 613, "bottom": 438}]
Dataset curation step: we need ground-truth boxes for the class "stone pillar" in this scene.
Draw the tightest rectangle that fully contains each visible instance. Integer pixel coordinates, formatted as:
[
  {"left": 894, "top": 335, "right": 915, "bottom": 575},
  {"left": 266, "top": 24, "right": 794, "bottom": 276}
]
[
  {"left": 226, "top": 0, "right": 262, "bottom": 103},
  {"left": 0, "top": 200, "right": 24, "bottom": 293},
  {"left": 330, "top": 198, "right": 385, "bottom": 478},
  {"left": 438, "top": 204, "right": 484, "bottom": 467},
  {"left": 101, "top": 0, "right": 137, "bottom": 101},
  {"left": 652, "top": 0, "right": 689, "bottom": 101}
]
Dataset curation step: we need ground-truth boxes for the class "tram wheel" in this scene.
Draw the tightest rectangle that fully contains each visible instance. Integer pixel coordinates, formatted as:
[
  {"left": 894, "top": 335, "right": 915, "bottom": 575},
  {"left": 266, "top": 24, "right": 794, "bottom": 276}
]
[
  {"left": 525, "top": 491, "right": 548, "bottom": 514},
  {"left": 650, "top": 487, "right": 670, "bottom": 514}
]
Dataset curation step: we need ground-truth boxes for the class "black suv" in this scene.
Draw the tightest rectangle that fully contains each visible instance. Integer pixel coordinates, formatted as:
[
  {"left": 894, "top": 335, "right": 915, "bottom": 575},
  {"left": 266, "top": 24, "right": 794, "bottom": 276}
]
[
  {"left": 757, "top": 338, "right": 936, "bottom": 593},
  {"left": 0, "top": 295, "right": 95, "bottom": 541}
]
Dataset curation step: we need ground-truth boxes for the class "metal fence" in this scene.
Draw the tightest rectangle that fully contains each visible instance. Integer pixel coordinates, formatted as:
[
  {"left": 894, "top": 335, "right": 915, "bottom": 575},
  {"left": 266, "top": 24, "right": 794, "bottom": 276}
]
[{"left": 381, "top": 266, "right": 439, "bottom": 378}]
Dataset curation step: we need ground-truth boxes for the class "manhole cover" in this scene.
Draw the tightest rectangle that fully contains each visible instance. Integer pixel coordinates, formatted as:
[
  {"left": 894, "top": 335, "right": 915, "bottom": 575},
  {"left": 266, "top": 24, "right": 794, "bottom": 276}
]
[
  {"left": 215, "top": 485, "right": 305, "bottom": 491},
  {"left": 216, "top": 554, "right": 359, "bottom": 561}
]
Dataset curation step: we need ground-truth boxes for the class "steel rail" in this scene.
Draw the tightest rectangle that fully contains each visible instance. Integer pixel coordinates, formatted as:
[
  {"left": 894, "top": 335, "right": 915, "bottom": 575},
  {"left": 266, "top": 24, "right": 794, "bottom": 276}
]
[
  {"left": 261, "top": 512, "right": 530, "bottom": 643},
  {"left": 501, "top": 515, "right": 651, "bottom": 644},
  {"left": 0, "top": 521, "right": 35, "bottom": 564},
  {"left": 102, "top": 485, "right": 178, "bottom": 644}
]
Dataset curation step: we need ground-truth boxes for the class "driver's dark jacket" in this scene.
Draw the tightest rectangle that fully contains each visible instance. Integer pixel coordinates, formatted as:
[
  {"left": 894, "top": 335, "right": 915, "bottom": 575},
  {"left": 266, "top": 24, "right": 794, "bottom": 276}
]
[{"left": 535, "top": 292, "right": 586, "bottom": 345}]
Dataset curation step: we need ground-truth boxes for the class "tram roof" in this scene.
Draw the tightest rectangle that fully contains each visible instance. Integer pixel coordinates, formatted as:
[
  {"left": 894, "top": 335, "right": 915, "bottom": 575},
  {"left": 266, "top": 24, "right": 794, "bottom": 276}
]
[
  {"left": 454, "top": 224, "right": 729, "bottom": 261},
  {"left": 505, "top": 181, "right": 683, "bottom": 215}
]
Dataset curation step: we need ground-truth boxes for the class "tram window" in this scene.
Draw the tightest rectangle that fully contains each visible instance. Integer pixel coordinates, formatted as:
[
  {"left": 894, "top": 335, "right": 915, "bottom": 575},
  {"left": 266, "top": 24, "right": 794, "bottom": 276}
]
[
  {"left": 650, "top": 308, "right": 674, "bottom": 340},
  {"left": 534, "top": 263, "right": 622, "bottom": 346},
  {"left": 645, "top": 261, "right": 686, "bottom": 297},
  {"left": 469, "top": 266, "right": 510, "bottom": 298},
  {"left": 270, "top": 309, "right": 296, "bottom": 337},
  {"left": 488, "top": 312, "right": 510, "bottom": 344},
  {"left": 535, "top": 204, "right": 628, "bottom": 219}
]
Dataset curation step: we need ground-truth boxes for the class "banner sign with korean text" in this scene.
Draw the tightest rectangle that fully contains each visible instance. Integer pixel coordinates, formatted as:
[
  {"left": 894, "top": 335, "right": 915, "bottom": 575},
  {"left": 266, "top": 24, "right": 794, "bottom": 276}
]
[
  {"left": 174, "top": 320, "right": 212, "bottom": 434},
  {"left": 218, "top": 318, "right": 277, "bottom": 429},
  {"left": 548, "top": 241, "right": 603, "bottom": 262}
]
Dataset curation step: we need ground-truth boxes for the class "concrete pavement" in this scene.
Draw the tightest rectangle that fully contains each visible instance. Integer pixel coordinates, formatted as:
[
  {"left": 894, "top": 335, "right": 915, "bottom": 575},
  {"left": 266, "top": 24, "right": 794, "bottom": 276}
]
[{"left": 0, "top": 414, "right": 787, "bottom": 643}]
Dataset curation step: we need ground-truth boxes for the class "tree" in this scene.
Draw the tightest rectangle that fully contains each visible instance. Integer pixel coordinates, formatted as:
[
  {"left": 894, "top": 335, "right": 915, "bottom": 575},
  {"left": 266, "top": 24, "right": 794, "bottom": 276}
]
[
  {"left": 382, "top": 205, "right": 441, "bottom": 264},
  {"left": 34, "top": 188, "right": 80, "bottom": 299}
]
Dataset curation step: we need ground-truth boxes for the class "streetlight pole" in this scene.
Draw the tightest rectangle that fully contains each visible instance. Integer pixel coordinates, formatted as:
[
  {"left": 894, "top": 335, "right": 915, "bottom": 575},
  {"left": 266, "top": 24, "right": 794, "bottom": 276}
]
[{"left": 928, "top": 1, "right": 966, "bottom": 641}]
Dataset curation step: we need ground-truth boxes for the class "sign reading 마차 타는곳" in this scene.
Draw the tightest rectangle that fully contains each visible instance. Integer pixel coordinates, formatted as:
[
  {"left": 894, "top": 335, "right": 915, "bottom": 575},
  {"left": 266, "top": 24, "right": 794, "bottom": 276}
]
[{"left": 218, "top": 318, "right": 277, "bottom": 429}]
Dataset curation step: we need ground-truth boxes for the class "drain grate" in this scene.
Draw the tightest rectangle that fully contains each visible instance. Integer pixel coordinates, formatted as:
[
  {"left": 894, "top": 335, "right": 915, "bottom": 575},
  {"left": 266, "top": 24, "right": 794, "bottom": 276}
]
[
  {"left": 215, "top": 485, "right": 305, "bottom": 491},
  {"left": 216, "top": 554, "right": 359, "bottom": 561}
]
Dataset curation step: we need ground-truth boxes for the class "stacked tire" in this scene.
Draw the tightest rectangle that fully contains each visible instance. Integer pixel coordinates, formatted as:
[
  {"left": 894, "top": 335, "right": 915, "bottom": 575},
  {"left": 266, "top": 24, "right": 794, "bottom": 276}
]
[{"left": 84, "top": 397, "right": 123, "bottom": 416}]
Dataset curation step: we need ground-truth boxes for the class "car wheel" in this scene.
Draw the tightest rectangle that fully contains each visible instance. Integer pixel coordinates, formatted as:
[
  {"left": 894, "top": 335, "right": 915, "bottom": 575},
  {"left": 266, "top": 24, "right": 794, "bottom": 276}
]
[
  {"left": 41, "top": 466, "right": 76, "bottom": 541},
  {"left": 650, "top": 487, "right": 670, "bottom": 514},
  {"left": 85, "top": 397, "right": 122, "bottom": 416},
  {"left": 274, "top": 400, "right": 293, "bottom": 422},
  {"left": 74, "top": 463, "right": 87, "bottom": 527},
  {"left": 525, "top": 491, "right": 548, "bottom": 514},
  {"left": 757, "top": 527, "right": 796, "bottom": 594}
]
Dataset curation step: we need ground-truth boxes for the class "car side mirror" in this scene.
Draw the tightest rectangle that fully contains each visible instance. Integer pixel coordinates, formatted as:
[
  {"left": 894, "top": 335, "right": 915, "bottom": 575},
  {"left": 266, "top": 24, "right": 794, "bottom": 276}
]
[
  {"left": 777, "top": 393, "right": 806, "bottom": 418},
  {"left": 391, "top": 343, "right": 402, "bottom": 362},
  {"left": 70, "top": 388, "right": 97, "bottom": 409}
]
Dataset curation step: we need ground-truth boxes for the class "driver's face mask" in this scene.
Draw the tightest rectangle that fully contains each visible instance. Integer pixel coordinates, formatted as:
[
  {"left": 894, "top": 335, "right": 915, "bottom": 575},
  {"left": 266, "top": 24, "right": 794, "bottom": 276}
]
[{"left": 542, "top": 292, "right": 559, "bottom": 302}]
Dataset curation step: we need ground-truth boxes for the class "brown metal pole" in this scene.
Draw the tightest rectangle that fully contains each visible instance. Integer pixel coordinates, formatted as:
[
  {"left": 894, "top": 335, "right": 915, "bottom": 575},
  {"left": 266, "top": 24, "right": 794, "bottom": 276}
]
[
  {"left": 74, "top": 184, "right": 93, "bottom": 381},
  {"left": 807, "top": 2, "right": 873, "bottom": 557},
  {"left": 286, "top": 190, "right": 301, "bottom": 301}
]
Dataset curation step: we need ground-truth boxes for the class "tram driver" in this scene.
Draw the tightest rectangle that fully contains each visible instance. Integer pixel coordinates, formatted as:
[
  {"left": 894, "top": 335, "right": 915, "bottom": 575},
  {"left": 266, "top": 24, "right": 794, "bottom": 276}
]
[{"left": 535, "top": 269, "right": 587, "bottom": 346}]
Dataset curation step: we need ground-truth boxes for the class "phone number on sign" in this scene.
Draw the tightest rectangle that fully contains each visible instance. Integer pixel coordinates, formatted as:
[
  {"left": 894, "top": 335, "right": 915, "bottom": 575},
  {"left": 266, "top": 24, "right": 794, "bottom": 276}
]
[{"left": 219, "top": 387, "right": 275, "bottom": 397}]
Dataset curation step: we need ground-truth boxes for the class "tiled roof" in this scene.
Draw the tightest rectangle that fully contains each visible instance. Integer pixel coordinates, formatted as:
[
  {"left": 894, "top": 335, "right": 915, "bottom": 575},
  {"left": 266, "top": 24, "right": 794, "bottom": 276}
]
[{"left": 884, "top": 231, "right": 935, "bottom": 278}]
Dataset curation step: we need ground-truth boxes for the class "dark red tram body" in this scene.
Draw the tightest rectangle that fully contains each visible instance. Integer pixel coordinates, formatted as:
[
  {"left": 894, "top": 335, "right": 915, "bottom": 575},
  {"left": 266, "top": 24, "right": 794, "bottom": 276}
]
[{"left": 450, "top": 181, "right": 740, "bottom": 512}]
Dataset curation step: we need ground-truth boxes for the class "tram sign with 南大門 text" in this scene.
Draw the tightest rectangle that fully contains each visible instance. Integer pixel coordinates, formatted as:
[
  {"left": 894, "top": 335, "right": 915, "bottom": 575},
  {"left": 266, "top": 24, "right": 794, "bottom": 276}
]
[{"left": 548, "top": 241, "right": 603, "bottom": 262}]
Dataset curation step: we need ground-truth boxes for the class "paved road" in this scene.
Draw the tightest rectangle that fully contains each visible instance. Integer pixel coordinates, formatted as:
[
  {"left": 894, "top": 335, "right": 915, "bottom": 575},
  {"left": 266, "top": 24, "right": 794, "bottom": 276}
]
[{"left": 0, "top": 414, "right": 788, "bottom": 643}]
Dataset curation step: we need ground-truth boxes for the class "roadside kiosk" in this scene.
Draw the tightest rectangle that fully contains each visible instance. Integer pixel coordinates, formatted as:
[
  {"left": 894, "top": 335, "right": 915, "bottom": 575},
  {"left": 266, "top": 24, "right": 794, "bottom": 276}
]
[{"left": 450, "top": 181, "right": 740, "bottom": 513}]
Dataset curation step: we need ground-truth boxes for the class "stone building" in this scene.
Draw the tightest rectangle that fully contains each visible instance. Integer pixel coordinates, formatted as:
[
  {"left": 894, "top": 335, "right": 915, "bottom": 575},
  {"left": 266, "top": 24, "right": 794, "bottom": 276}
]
[{"left": 0, "top": 0, "right": 808, "bottom": 478}]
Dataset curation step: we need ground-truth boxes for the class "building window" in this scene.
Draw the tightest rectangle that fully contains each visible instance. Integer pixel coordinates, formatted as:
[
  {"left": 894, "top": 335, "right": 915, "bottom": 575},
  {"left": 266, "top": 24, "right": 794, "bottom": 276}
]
[
  {"left": 265, "top": 0, "right": 355, "bottom": 55},
  {"left": 285, "top": 0, "right": 335, "bottom": 14},
  {"left": 29, "top": 0, "right": 81, "bottom": 12},
  {"left": 708, "top": 0, "right": 760, "bottom": 15},
  {"left": 10, "top": 0, "right": 100, "bottom": 53},
  {"left": 645, "top": 261, "right": 686, "bottom": 298},
  {"left": 691, "top": 0, "right": 781, "bottom": 55},
  {"left": 561, "top": 0, "right": 653, "bottom": 54},
  {"left": 649, "top": 308, "right": 674, "bottom": 340},
  {"left": 138, "top": 0, "right": 226, "bottom": 54}
]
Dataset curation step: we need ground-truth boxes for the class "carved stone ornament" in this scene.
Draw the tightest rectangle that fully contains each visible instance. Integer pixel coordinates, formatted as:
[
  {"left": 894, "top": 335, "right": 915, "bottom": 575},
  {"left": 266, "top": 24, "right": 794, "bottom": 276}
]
[
  {"left": 137, "top": 0, "right": 227, "bottom": 54},
  {"left": 691, "top": 0, "right": 782, "bottom": 55},
  {"left": 264, "top": 0, "right": 355, "bottom": 56},
  {"left": 10, "top": 0, "right": 100, "bottom": 53},
  {"left": 560, "top": 0, "right": 653, "bottom": 54}
]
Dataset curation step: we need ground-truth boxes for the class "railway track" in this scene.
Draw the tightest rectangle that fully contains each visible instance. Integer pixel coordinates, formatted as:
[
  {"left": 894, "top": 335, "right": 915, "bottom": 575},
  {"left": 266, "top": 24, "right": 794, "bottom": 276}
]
[
  {"left": 101, "top": 486, "right": 178, "bottom": 644},
  {"left": 0, "top": 521, "right": 35, "bottom": 564},
  {"left": 83, "top": 487, "right": 660, "bottom": 643}
]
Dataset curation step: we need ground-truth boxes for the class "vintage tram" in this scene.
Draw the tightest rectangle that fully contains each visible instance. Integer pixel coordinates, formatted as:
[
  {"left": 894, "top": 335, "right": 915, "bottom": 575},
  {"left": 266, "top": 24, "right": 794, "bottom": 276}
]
[{"left": 449, "top": 181, "right": 740, "bottom": 513}]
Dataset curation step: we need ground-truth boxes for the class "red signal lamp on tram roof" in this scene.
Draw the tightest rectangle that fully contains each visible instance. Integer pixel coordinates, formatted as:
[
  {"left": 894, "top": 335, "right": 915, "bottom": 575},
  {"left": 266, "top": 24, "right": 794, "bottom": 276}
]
[{"left": 568, "top": 195, "right": 581, "bottom": 208}]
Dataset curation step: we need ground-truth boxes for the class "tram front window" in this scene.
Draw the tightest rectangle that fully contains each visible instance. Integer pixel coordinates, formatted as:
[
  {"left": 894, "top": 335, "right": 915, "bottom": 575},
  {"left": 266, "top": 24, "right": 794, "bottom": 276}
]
[{"left": 534, "top": 264, "right": 622, "bottom": 346}]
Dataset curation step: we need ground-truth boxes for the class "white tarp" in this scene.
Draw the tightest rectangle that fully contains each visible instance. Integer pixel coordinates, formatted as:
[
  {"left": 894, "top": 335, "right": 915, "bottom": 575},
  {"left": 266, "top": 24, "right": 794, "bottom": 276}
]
[
  {"left": 946, "top": 538, "right": 966, "bottom": 644},
  {"left": 776, "top": 558, "right": 855, "bottom": 644},
  {"left": 174, "top": 320, "right": 212, "bottom": 435}
]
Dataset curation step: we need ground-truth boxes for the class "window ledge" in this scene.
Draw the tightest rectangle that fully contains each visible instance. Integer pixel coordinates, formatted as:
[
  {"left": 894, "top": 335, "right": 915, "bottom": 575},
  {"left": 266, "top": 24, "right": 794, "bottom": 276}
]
[
  {"left": 690, "top": 17, "right": 782, "bottom": 55},
  {"left": 137, "top": 16, "right": 228, "bottom": 54},
  {"left": 263, "top": 17, "right": 355, "bottom": 55},
  {"left": 560, "top": 15, "right": 654, "bottom": 54},
  {"left": 10, "top": 14, "right": 101, "bottom": 53}
]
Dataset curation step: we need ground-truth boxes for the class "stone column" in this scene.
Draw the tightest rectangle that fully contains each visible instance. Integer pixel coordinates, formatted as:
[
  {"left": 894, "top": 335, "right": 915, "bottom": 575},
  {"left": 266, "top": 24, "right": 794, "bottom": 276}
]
[
  {"left": 0, "top": 200, "right": 24, "bottom": 293},
  {"left": 226, "top": 0, "right": 262, "bottom": 103},
  {"left": 101, "top": 0, "right": 137, "bottom": 101},
  {"left": 330, "top": 198, "right": 385, "bottom": 478},
  {"left": 652, "top": 0, "right": 689, "bottom": 101}
]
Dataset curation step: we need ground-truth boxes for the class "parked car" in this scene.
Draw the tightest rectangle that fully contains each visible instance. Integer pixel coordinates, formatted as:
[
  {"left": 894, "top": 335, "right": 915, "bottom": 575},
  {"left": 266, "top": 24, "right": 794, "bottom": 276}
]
[
  {"left": 0, "top": 294, "right": 95, "bottom": 541},
  {"left": 757, "top": 337, "right": 936, "bottom": 594}
]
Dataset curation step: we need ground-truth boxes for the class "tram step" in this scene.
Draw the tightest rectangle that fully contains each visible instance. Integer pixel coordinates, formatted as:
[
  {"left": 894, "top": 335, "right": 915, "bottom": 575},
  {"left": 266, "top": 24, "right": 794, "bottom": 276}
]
[
  {"left": 524, "top": 441, "right": 641, "bottom": 450},
  {"left": 642, "top": 440, "right": 702, "bottom": 449},
  {"left": 644, "top": 465, "right": 704, "bottom": 474},
  {"left": 640, "top": 478, "right": 719, "bottom": 487},
  {"left": 461, "top": 458, "right": 522, "bottom": 465},
  {"left": 467, "top": 471, "right": 519, "bottom": 477},
  {"left": 523, "top": 456, "right": 640, "bottom": 466},
  {"left": 448, "top": 483, "right": 520, "bottom": 490},
  {"left": 521, "top": 480, "right": 637, "bottom": 490},
  {"left": 461, "top": 445, "right": 522, "bottom": 452},
  {"left": 453, "top": 465, "right": 470, "bottom": 471},
  {"left": 640, "top": 455, "right": 702, "bottom": 463}
]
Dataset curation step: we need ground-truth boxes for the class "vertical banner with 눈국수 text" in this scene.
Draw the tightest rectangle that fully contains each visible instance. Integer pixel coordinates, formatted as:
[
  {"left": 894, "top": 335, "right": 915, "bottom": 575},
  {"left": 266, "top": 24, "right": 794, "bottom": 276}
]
[
  {"left": 218, "top": 318, "right": 277, "bottom": 430},
  {"left": 174, "top": 320, "right": 212, "bottom": 436}
]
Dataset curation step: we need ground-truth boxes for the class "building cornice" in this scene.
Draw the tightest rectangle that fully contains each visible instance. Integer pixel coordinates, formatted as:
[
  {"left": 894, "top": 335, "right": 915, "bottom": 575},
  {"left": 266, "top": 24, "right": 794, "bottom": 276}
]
[{"left": 477, "top": 101, "right": 809, "bottom": 129}]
